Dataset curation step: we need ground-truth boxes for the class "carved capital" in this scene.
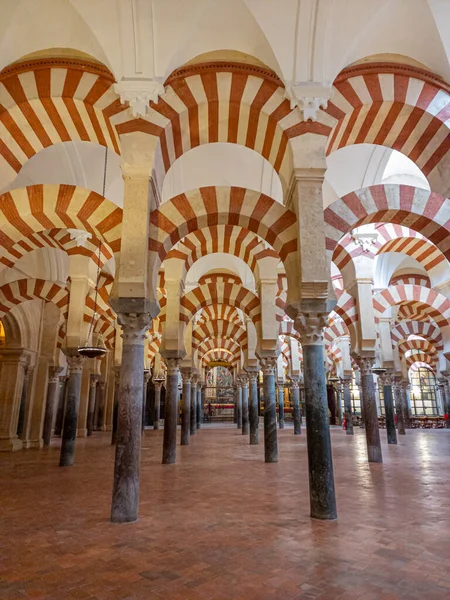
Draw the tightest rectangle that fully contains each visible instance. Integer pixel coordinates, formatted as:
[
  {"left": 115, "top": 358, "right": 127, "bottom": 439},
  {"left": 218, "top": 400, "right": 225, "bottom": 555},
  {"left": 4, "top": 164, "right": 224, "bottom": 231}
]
[
  {"left": 164, "top": 357, "right": 182, "bottom": 376},
  {"left": 295, "top": 312, "right": 327, "bottom": 346},
  {"left": 378, "top": 372, "right": 392, "bottom": 386},
  {"left": 143, "top": 371, "right": 152, "bottom": 382},
  {"left": 98, "top": 380, "right": 106, "bottom": 390},
  {"left": 90, "top": 376, "right": 98, "bottom": 389},
  {"left": 341, "top": 377, "right": 352, "bottom": 390},
  {"left": 260, "top": 356, "right": 277, "bottom": 375},
  {"left": 289, "top": 377, "right": 300, "bottom": 390},
  {"left": 356, "top": 356, "right": 375, "bottom": 376},
  {"left": 284, "top": 83, "right": 332, "bottom": 121},
  {"left": 118, "top": 312, "right": 151, "bottom": 345},
  {"left": 67, "top": 354, "right": 85, "bottom": 374},
  {"left": 114, "top": 78, "right": 165, "bottom": 117},
  {"left": 48, "top": 366, "right": 61, "bottom": 384},
  {"left": 239, "top": 374, "right": 249, "bottom": 388},
  {"left": 181, "top": 369, "right": 192, "bottom": 384},
  {"left": 246, "top": 371, "right": 258, "bottom": 384}
]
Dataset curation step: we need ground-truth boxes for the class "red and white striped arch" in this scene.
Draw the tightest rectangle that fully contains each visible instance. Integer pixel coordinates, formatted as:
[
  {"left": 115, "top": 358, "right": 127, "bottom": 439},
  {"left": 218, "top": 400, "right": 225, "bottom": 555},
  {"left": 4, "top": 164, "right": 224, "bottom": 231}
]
[
  {"left": 324, "top": 315, "right": 349, "bottom": 346},
  {"left": 409, "top": 360, "right": 436, "bottom": 372},
  {"left": 406, "top": 353, "right": 437, "bottom": 371},
  {"left": 149, "top": 186, "right": 299, "bottom": 300},
  {"left": 373, "top": 285, "right": 450, "bottom": 328},
  {"left": 196, "top": 304, "right": 244, "bottom": 327},
  {"left": 165, "top": 225, "right": 279, "bottom": 282},
  {"left": 192, "top": 319, "right": 247, "bottom": 350},
  {"left": 113, "top": 61, "right": 317, "bottom": 193},
  {"left": 390, "top": 320, "right": 443, "bottom": 351},
  {"left": 0, "top": 57, "right": 123, "bottom": 188},
  {"left": 0, "top": 278, "right": 68, "bottom": 318},
  {"left": 390, "top": 274, "right": 431, "bottom": 287},
  {"left": 325, "top": 185, "right": 450, "bottom": 263},
  {"left": 324, "top": 63, "right": 450, "bottom": 196},
  {"left": 202, "top": 348, "right": 239, "bottom": 367},
  {"left": 180, "top": 281, "right": 261, "bottom": 324},
  {"left": 198, "top": 337, "right": 241, "bottom": 359},
  {"left": 0, "top": 185, "right": 122, "bottom": 262},
  {"left": 398, "top": 338, "right": 438, "bottom": 358}
]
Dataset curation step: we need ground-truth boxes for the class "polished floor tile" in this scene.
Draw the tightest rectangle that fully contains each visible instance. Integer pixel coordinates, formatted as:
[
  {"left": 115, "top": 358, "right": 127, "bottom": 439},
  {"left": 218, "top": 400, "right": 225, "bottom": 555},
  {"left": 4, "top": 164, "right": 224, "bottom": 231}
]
[{"left": 1, "top": 425, "right": 450, "bottom": 599}]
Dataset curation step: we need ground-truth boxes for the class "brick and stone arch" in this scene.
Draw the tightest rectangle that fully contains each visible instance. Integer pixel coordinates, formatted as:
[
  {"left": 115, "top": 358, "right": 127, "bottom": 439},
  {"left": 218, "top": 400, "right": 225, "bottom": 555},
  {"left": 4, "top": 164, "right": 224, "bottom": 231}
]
[
  {"left": 196, "top": 304, "right": 244, "bottom": 327},
  {"left": 0, "top": 184, "right": 123, "bottom": 259},
  {"left": 398, "top": 338, "right": 438, "bottom": 359},
  {"left": 148, "top": 185, "right": 300, "bottom": 307},
  {"left": 390, "top": 321, "right": 444, "bottom": 351},
  {"left": 0, "top": 57, "right": 122, "bottom": 190},
  {"left": 192, "top": 319, "right": 248, "bottom": 351},
  {"left": 324, "top": 62, "right": 450, "bottom": 196}
]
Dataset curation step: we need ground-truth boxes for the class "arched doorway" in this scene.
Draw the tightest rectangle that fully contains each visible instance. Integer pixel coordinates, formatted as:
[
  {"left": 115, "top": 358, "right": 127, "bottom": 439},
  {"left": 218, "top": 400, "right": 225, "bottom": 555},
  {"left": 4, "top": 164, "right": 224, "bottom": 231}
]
[{"left": 205, "top": 365, "right": 234, "bottom": 422}]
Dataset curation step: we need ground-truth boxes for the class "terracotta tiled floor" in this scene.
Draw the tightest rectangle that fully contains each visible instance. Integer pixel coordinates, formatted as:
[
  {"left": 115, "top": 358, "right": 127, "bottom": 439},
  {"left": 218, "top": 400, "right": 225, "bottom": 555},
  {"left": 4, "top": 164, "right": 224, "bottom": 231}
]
[{"left": 2, "top": 425, "right": 450, "bottom": 600}]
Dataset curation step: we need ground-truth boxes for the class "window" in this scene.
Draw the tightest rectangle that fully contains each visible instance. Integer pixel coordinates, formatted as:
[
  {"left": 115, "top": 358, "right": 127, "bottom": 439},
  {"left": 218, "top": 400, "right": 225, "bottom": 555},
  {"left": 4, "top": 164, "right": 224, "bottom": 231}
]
[{"left": 409, "top": 367, "right": 438, "bottom": 416}]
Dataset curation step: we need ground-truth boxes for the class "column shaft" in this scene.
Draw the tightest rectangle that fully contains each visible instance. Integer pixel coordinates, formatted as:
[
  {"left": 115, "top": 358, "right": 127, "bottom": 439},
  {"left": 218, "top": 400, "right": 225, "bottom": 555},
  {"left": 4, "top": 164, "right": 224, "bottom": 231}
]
[
  {"left": 190, "top": 381, "right": 197, "bottom": 434},
  {"left": 278, "top": 384, "right": 285, "bottom": 429},
  {"left": 162, "top": 359, "right": 180, "bottom": 464},
  {"left": 111, "top": 370, "right": 120, "bottom": 444},
  {"left": 394, "top": 382, "right": 406, "bottom": 435},
  {"left": 43, "top": 369, "right": 60, "bottom": 447},
  {"left": 86, "top": 377, "right": 97, "bottom": 436},
  {"left": 111, "top": 313, "right": 148, "bottom": 523},
  {"left": 291, "top": 380, "right": 301, "bottom": 435},
  {"left": 241, "top": 380, "right": 249, "bottom": 435},
  {"left": 181, "top": 373, "right": 191, "bottom": 446},
  {"left": 236, "top": 385, "right": 242, "bottom": 429},
  {"left": 342, "top": 379, "right": 354, "bottom": 435},
  {"left": 382, "top": 379, "right": 397, "bottom": 445},
  {"left": 303, "top": 342, "right": 337, "bottom": 519},
  {"left": 54, "top": 378, "right": 67, "bottom": 436},
  {"left": 261, "top": 357, "right": 277, "bottom": 463},
  {"left": 248, "top": 373, "right": 259, "bottom": 444},
  {"left": 359, "top": 359, "right": 382, "bottom": 463},
  {"left": 196, "top": 386, "right": 202, "bottom": 429},
  {"left": 59, "top": 355, "right": 84, "bottom": 467},
  {"left": 153, "top": 382, "right": 162, "bottom": 430}
]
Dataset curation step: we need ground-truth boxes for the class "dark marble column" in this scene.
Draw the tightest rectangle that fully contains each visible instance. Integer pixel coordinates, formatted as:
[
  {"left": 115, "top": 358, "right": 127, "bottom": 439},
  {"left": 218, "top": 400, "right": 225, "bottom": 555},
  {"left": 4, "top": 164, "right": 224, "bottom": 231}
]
[
  {"left": 277, "top": 383, "right": 285, "bottom": 429},
  {"left": 247, "top": 370, "right": 259, "bottom": 444},
  {"left": 54, "top": 376, "right": 67, "bottom": 436},
  {"left": 43, "top": 367, "right": 60, "bottom": 447},
  {"left": 162, "top": 358, "right": 181, "bottom": 464},
  {"left": 342, "top": 377, "right": 354, "bottom": 435},
  {"left": 181, "top": 370, "right": 191, "bottom": 446},
  {"left": 95, "top": 381, "right": 106, "bottom": 431},
  {"left": 153, "top": 380, "right": 163, "bottom": 430},
  {"left": 394, "top": 379, "right": 406, "bottom": 435},
  {"left": 260, "top": 356, "right": 278, "bottom": 463},
  {"left": 86, "top": 376, "right": 98, "bottom": 437},
  {"left": 236, "top": 382, "right": 242, "bottom": 429},
  {"left": 59, "top": 353, "right": 85, "bottom": 467},
  {"left": 380, "top": 373, "right": 397, "bottom": 445},
  {"left": 16, "top": 366, "right": 31, "bottom": 438},
  {"left": 402, "top": 382, "right": 411, "bottom": 428},
  {"left": 190, "top": 377, "right": 197, "bottom": 434},
  {"left": 297, "top": 312, "right": 337, "bottom": 520},
  {"left": 357, "top": 357, "right": 382, "bottom": 463},
  {"left": 142, "top": 371, "right": 151, "bottom": 433},
  {"left": 291, "top": 377, "right": 301, "bottom": 435},
  {"left": 111, "top": 313, "right": 149, "bottom": 523},
  {"left": 111, "top": 368, "right": 120, "bottom": 445},
  {"left": 201, "top": 384, "right": 206, "bottom": 425},
  {"left": 241, "top": 375, "right": 249, "bottom": 435},
  {"left": 196, "top": 384, "right": 202, "bottom": 429}
]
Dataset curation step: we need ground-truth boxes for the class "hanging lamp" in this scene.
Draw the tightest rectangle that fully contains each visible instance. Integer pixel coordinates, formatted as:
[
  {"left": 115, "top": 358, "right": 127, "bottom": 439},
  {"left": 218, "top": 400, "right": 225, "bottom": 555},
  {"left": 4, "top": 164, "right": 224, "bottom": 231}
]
[{"left": 78, "top": 147, "right": 109, "bottom": 359}]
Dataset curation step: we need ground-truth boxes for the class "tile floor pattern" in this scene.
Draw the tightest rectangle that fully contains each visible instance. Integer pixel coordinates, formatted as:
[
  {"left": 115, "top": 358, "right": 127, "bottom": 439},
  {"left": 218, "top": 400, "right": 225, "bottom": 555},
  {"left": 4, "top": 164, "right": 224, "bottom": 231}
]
[{"left": 1, "top": 425, "right": 450, "bottom": 600}]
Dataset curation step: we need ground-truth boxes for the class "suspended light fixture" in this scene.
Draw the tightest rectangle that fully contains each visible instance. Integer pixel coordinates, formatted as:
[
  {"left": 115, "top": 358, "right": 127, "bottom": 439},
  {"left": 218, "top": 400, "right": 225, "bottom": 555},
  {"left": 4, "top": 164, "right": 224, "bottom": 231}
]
[{"left": 78, "top": 147, "right": 109, "bottom": 360}]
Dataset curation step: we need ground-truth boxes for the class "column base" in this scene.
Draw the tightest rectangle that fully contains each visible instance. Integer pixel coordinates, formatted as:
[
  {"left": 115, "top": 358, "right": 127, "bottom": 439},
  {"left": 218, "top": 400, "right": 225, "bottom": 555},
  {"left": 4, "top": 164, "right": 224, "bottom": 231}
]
[
  {"left": 24, "top": 439, "right": 43, "bottom": 449},
  {"left": 77, "top": 428, "right": 88, "bottom": 438},
  {"left": 0, "top": 437, "right": 23, "bottom": 451}
]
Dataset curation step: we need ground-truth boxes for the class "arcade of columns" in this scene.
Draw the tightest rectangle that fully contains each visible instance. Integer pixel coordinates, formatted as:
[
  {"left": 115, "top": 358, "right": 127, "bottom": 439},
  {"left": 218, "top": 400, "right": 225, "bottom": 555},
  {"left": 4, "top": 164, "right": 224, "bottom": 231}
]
[{"left": 1, "top": 53, "right": 450, "bottom": 525}]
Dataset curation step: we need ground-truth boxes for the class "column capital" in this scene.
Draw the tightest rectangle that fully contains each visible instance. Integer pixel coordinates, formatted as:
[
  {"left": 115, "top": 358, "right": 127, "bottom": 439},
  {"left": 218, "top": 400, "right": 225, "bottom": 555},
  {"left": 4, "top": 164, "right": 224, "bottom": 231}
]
[
  {"left": 379, "top": 371, "right": 392, "bottom": 386},
  {"left": 98, "top": 380, "right": 106, "bottom": 390},
  {"left": 239, "top": 374, "right": 249, "bottom": 387},
  {"left": 48, "top": 366, "right": 62, "bottom": 384},
  {"left": 341, "top": 377, "right": 352, "bottom": 390},
  {"left": 289, "top": 376, "right": 300, "bottom": 389},
  {"left": 118, "top": 312, "right": 151, "bottom": 345},
  {"left": 355, "top": 356, "right": 375, "bottom": 375},
  {"left": 295, "top": 312, "right": 328, "bottom": 346},
  {"left": 260, "top": 355, "right": 277, "bottom": 375},
  {"left": 181, "top": 369, "right": 192, "bottom": 383},
  {"left": 67, "top": 354, "right": 85, "bottom": 374},
  {"left": 164, "top": 357, "right": 182, "bottom": 375},
  {"left": 245, "top": 370, "right": 259, "bottom": 384},
  {"left": 90, "top": 376, "right": 98, "bottom": 389}
]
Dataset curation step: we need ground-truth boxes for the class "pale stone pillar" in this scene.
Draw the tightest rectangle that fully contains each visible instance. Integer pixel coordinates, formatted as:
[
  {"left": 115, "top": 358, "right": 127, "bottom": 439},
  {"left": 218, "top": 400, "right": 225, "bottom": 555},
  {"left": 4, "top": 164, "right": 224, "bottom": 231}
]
[
  {"left": 60, "top": 354, "right": 85, "bottom": 466},
  {"left": 43, "top": 367, "right": 61, "bottom": 447},
  {"left": 111, "top": 312, "right": 149, "bottom": 523},
  {"left": 0, "top": 350, "right": 28, "bottom": 451},
  {"left": 25, "top": 358, "right": 49, "bottom": 448}
]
